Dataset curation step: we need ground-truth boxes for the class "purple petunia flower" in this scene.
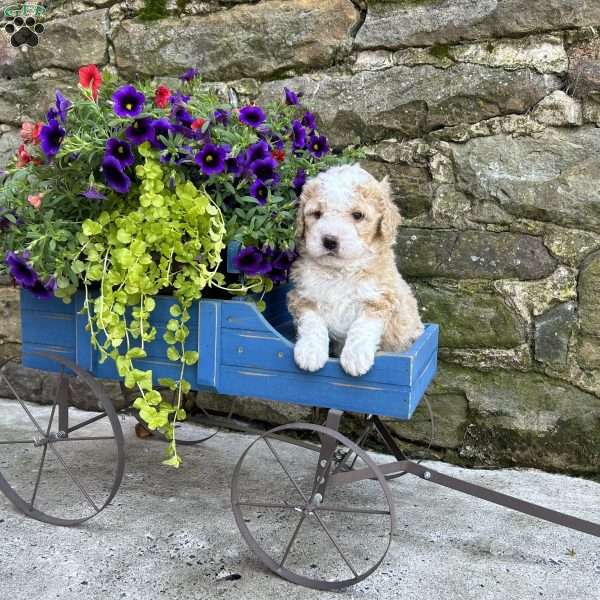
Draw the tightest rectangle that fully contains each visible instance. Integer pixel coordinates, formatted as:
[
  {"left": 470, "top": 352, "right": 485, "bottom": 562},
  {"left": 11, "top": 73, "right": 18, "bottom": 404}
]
[
  {"left": 105, "top": 138, "right": 134, "bottom": 167},
  {"left": 112, "top": 84, "right": 145, "bottom": 118},
  {"left": 213, "top": 109, "right": 230, "bottom": 126},
  {"left": 246, "top": 140, "right": 270, "bottom": 164},
  {"left": 27, "top": 277, "right": 56, "bottom": 300},
  {"left": 179, "top": 68, "right": 199, "bottom": 82},
  {"left": 5, "top": 251, "right": 38, "bottom": 287},
  {"left": 284, "top": 87, "right": 301, "bottom": 106},
  {"left": 302, "top": 111, "right": 317, "bottom": 131},
  {"left": 46, "top": 107, "right": 58, "bottom": 122},
  {"left": 291, "top": 120, "right": 307, "bottom": 151},
  {"left": 171, "top": 103, "right": 194, "bottom": 128},
  {"left": 308, "top": 133, "right": 329, "bottom": 158},
  {"left": 195, "top": 143, "right": 227, "bottom": 176},
  {"left": 171, "top": 123, "right": 200, "bottom": 140},
  {"left": 160, "top": 150, "right": 187, "bottom": 165},
  {"left": 239, "top": 105, "right": 267, "bottom": 128},
  {"left": 251, "top": 157, "right": 278, "bottom": 183},
  {"left": 54, "top": 90, "right": 72, "bottom": 123},
  {"left": 151, "top": 118, "right": 174, "bottom": 149},
  {"left": 102, "top": 155, "right": 131, "bottom": 194},
  {"left": 250, "top": 180, "right": 269, "bottom": 205},
  {"left": 80, "top": 186, "right": 106, "bottom": 201},
  {"left": 292, "top": 168, "right": 306, "bottom": 195},
  {"left": 269, "top": 249, "right": 297, "bottom": 283},
  {"left": 39, "top": 118, "right": 66, "bottom": 158},
  {"left": 226, "top": 154, "right": 245, "bottom": 178},
  {"left": 232, "top": 246, "right": 272, "bottom": 276},
  {"left": 274, "top": 249, "right": 297, "bottom": 271},
  {"left": 125, "top": 117, "right": 155, "bottom": 146},
  {"left": 169, "top": 91, "right": 191, "bottom": 106}
]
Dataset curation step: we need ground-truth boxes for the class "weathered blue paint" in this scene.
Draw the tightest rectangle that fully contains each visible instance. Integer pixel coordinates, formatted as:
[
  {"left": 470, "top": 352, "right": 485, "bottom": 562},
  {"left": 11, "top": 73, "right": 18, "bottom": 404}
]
[{"left": 20, "top": 286, "right": 438, "bottom": 420}]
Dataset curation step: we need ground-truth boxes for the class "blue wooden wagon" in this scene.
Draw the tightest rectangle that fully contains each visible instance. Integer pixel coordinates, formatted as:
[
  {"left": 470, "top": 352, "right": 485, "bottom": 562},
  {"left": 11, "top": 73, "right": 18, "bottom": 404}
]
[{"left": 1, "top": 283, "right": 598, "bottom": 591}]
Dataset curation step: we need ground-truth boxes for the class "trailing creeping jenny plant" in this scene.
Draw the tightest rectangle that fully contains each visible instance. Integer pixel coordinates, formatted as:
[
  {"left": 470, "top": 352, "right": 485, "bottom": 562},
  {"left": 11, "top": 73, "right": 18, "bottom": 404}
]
[{"left": 0, "top": 66, "right": 359, "bottom": 465}]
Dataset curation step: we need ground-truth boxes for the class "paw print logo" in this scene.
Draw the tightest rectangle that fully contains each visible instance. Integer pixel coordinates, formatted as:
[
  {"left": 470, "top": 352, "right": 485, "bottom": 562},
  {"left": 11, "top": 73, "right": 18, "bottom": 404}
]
[{"left": 1, "top": 15, "right": 44, "bottom": 47}]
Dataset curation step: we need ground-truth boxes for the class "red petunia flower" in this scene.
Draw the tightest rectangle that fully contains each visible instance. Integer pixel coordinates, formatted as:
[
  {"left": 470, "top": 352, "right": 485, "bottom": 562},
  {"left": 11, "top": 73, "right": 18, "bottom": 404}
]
[
  {"left": 78, "top": 64, "right": 102, "bottom": 100},
  {"left": 31, "top": 121, "right": 44, "bottom": 144},
  {"left": 16, "top": 144, "right": 32, "bottom": 167},
  {"left": 154, "top": 84, "right": 171, "bottom": 108},
  {"left": 191, "top": 118, "right": 206, "bottom": 131},
  {"left": 27, "top": 194, "right": 43, "bottom": 209},
  {"left": 271, "top": 148, "right": 286, "bottom": 162},
  {"left": 20, "top": 122, "right": 35, "bottom": 143}
]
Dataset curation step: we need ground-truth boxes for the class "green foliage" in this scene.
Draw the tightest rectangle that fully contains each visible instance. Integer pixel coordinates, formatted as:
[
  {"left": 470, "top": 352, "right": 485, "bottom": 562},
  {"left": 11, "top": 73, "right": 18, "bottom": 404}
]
[{"left": 79, "top": 145, "right": 226, "bottom": 463}]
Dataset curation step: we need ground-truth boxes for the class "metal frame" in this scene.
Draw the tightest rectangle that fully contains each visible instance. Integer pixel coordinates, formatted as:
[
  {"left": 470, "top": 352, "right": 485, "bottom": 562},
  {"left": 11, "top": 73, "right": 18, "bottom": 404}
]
[{"left": 328, "top": 413, "right": 600, "bottom": 539}]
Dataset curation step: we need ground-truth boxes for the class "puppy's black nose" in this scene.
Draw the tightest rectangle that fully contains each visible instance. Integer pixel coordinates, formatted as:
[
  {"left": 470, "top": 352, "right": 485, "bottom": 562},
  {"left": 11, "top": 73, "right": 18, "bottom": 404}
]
[{"left": 322, "top": 235, "right": 339, "bottom": 252}]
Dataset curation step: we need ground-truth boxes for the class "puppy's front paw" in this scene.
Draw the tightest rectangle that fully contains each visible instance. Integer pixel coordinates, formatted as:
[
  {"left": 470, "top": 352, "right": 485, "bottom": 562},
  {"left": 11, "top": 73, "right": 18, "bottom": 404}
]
[
  {"left": 294, "top": 337, "right": 329, "bottom": 372},
  {"left": 340, "top": 344, "right": 376, "bottom": 377}
]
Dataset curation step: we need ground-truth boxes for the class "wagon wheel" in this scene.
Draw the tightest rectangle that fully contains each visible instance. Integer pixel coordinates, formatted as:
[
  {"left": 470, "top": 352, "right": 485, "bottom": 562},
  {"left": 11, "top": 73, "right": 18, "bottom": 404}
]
[
  {"left": 0, "top": 354, "right": 125, "bottom": 526},
  {"left": 231, "top": 422, "right": 396, "bottom": 591},
  {"left": 123, "top": 384, "right": 228, "bottom": 446}
]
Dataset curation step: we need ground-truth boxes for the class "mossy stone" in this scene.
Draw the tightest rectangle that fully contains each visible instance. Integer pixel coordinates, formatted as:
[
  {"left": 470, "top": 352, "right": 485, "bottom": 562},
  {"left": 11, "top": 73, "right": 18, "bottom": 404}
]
[
  {"left": 579, "top": 250, "right": 600, "bottom": 336},
  {"left": 414, "top": 282, "right": 525, "bottom": 349},
  {"left": 138, "top": 0, "right": 168, "bottom": 21}
]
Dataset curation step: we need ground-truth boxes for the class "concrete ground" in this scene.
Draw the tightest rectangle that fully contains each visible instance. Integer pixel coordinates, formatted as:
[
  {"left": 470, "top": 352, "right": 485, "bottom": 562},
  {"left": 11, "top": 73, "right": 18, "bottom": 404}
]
[{"left": 0, "top": 398, "right": 599, "bottom": 600}]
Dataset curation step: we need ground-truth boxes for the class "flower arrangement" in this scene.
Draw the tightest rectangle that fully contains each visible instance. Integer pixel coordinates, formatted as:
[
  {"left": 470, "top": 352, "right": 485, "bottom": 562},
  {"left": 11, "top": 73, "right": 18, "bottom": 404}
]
[{"left": 0, "top": 65, "right": 357, "bottom": 465}]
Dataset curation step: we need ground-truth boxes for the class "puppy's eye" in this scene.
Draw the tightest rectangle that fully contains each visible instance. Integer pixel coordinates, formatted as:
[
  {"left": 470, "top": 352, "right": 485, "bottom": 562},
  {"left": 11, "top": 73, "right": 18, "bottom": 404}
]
[
  {"left": 310, "top": 210, "right": 322, "bottom": 220},
  {"left": 351, "top": 211, "right": 364, "bottom": 221}
]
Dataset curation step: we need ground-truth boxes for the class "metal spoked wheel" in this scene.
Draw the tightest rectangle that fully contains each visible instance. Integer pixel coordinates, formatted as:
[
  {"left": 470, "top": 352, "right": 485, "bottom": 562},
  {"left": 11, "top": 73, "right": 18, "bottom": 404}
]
[
  {"left": 0, "top": 354, "right": 125, "bottom": 526},
  {"left": 231, "top": 422, "right": 396, "bottom": 591}
]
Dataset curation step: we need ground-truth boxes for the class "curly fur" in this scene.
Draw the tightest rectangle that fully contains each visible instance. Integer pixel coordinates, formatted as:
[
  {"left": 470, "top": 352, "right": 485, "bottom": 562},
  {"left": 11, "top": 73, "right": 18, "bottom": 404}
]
[{"left": 288, "top": 164, "right": 424, "bottom": 376}]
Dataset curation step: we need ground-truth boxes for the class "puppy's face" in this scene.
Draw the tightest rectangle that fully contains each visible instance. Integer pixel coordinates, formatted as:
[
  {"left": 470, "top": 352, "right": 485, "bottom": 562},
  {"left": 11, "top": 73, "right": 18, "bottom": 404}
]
[{"left": 296, "top": 164, "right": 400, "bottom": 267}]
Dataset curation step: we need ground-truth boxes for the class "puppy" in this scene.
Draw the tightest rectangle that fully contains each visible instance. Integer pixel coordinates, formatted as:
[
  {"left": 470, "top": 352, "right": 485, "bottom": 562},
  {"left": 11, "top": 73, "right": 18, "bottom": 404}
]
[{"left": 288, "top": 164, "right": 424, "bottom": 377}]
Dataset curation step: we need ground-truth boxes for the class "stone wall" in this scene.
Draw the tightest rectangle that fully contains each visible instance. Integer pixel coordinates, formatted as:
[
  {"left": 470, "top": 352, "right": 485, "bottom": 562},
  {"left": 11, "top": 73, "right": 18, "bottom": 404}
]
[{"left": 1, "top": 0, "right": 600, "bottom": 474}]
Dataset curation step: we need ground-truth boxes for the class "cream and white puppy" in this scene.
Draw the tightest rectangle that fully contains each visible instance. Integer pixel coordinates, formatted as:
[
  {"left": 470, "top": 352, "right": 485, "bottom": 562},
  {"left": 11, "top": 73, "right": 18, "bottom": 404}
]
[{"left": 288, "top": 164, "right": 423, "bottom": 377}]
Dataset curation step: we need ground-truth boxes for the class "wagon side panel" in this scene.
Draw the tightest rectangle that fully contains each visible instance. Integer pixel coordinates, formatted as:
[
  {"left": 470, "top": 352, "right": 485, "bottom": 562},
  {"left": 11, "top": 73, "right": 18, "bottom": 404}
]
[{"left": 20, "top": 289, "right": 77, "bottom": 372}]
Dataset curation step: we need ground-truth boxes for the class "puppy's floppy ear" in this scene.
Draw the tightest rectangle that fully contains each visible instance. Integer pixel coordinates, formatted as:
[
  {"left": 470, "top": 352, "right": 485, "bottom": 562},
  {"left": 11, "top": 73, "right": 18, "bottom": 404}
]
[
  {"left": 376, "top": 176, "right": 401, "bottom": 245},
  {"left": 295, "top": 178, "right": 318, "bottom": 242}
]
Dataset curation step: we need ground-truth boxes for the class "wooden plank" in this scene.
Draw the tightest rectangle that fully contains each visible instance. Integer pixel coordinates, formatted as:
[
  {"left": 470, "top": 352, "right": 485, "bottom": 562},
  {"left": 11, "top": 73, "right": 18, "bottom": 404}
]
[
  {"left": 197, "top": 300, "right": 220, "bottom": 389},
  {"left": 220, "top": 327, "right": 413, "bottom": 385},
  {"left": 411, "top": 324, "right": 439, "bottom": 385},
  {"left": 21, "top": 311, "right": 76, "bottom": 346},
  {"left": 221, "top": 301, "right": 268, "bottom": 332},
  {"left": 21, "top": 344, "right": 76, "bottom": 372},
  {"left": 21, "top": 289, "right": 77, "bottom": 373},
  {"left": 408, "top": 348, "right": 438, "bottom": 418},
  {"left": 19, "top": 289, "right": 74, "bottom": 315},
  {"left": 217, "top": 365, "right": 414, "bottom": 419}
]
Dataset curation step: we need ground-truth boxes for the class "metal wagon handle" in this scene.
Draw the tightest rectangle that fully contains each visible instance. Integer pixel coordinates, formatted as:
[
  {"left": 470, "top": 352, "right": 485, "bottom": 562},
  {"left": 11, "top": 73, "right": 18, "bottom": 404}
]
[{"left": 329, "top": 415, "right": 600, "bottom": 540}]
